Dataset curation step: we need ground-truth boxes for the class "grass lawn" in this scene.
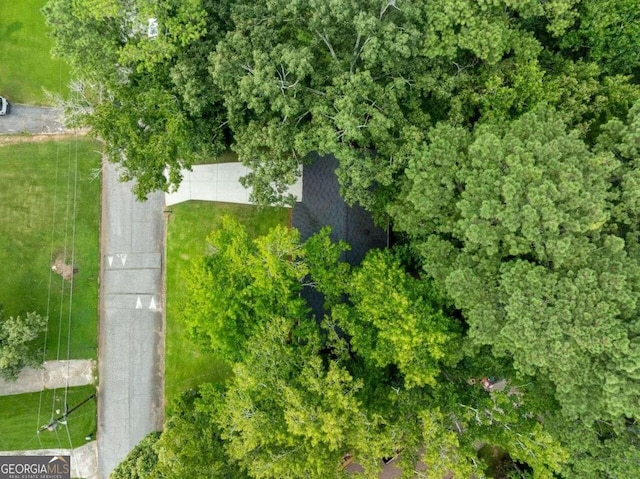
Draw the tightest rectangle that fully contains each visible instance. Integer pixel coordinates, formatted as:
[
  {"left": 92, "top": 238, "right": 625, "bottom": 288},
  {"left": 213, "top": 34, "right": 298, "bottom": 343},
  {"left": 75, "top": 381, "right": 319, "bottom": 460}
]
[
  {"left": 0, "top": 0, "right": 70, "bottom": 104},
  {"left": 193, "top": 149, "right": 238, "bottom": 165},
  {"left": 165, "top": 201, "right": 290, "bottom": 400},
  {"left": 0, "top": 138, "right": 101, "bottom": 360},
  {"left": 0, "top": 385, "right": 96, "bottom": 450}
]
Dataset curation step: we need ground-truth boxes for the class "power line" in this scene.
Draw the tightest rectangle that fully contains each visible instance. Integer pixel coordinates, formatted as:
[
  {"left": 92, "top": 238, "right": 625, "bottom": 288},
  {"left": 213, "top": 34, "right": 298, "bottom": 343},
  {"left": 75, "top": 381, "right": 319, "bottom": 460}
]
[
  {"left": 64, "top": 125, "right": 80, "bottom": 424},
  {"left": 36, "top": 105, "right": 64, "bottom": 447},
  {"left": 50, "top": 137, "right": 74, "bottom": 425},
  {"left": 36, "top": 70, "right": 88, "bottom": 451}
]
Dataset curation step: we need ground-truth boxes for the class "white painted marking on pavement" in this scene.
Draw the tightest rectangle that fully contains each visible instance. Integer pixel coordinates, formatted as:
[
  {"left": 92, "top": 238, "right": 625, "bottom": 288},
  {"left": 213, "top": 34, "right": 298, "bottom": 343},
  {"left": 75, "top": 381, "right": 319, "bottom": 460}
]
[
  {"left": 117, "top": 253, "right": 127, "bottom": 266},
  {"left": 149, "top": 297, "right": 157, "bottom": 311},
  {"left": 136, "top": 296, "right": 142, "bottom": 309},
  {"left": 107, "top": 256, "right": 113, "bottom": 267}
]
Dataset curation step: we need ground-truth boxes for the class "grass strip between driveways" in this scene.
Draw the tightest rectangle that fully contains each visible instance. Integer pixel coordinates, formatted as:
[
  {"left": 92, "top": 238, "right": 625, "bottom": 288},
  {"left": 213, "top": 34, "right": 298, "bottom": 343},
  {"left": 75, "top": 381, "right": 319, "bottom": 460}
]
[
  {"left": 0, "top": 138, "right": 101, "bottom": 361},
  {"left": 0, "top": 0, "right": 71, "bottom": 104},
  {"left": 0, "top": 385, "right": 96, "bottom": 451},
  {"left": 165, "top": 201, "right": 290, "bottom": 401}
]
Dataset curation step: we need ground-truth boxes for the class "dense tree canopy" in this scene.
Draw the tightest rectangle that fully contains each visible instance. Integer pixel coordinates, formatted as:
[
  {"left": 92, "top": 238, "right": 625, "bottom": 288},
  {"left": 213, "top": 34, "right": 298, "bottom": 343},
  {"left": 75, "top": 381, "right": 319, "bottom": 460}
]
[
  {"left": 46, "top": 0, "right": 640, "bottom": 202},
  {"left": 44, "top": 0, "right": 231, "bottom": 198},
  {"left": 45, "top": 0, "right": 640, "bottom": 476},
  {"left": 390, "top": 105, "right": 640, "bottom": 425},
  {"left": 212, "top": 317, "right": 391, "bottom": 479},
  {"left": 154, "top": 219, "right": 574, "bottom": 478}
]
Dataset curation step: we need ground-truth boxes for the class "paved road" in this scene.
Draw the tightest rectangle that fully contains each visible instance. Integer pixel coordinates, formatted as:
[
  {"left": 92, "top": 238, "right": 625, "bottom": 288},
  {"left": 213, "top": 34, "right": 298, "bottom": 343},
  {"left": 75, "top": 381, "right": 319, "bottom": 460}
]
[
  {"left": 0, "top": 104, "right": 67, "bottom": 134},
  {"left": 97, "top": 161, "right": 164, "bottom": 478}
]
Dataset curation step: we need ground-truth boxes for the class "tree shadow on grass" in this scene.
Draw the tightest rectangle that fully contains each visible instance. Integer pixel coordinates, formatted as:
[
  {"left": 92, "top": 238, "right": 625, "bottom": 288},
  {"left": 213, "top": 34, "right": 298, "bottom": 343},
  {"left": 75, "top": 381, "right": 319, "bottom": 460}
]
[{"left": 0, "top": 22, "right": 23, "bottom": 42}]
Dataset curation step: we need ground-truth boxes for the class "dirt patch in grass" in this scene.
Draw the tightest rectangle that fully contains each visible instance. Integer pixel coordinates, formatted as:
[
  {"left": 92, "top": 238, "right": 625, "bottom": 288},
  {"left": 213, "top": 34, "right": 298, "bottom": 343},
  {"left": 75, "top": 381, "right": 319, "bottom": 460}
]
[{"left": 51, "top": 255, "right": 78, "bottom": 281}]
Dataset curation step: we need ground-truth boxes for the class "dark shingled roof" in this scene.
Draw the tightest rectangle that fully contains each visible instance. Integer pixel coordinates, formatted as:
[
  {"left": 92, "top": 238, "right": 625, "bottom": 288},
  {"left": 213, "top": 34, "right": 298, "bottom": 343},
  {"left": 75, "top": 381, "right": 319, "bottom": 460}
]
[
  {"left": 293, "top": 154, "right": 387, "bottom": 318},
  {"left": 293, "top": 154, "right": 387, "bottom": 264}
]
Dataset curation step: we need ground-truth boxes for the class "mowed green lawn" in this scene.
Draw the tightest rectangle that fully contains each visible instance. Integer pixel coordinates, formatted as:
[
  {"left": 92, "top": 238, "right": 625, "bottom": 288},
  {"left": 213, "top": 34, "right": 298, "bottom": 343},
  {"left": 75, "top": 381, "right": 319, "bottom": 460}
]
[
  {"left": 0, "top": 385, "right": 96, "bottom": 450},
  {"left": 0, "top": 139, "right": 101, "bottom": 360},
  {"left": 165, "top": 201, "right": 289, "bottom": 400},
  {"left": 0, "top": 0, "right": 70, "bottom": 104}
]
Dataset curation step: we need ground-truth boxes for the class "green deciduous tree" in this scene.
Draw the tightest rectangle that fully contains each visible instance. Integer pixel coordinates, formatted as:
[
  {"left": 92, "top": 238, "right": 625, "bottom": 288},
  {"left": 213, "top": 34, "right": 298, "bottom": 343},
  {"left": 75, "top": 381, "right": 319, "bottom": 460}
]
[
  {"left": 206, "top": 0, "right": 631, "bottom": 211},
  {"left": 182, "top": 216, "right": 309, "bottom": 362},
  {"left": 173, "top": 316, "right": 570, "bottom": 479},
  {"left": 154, "top": 389, "right": 249, "bottom": 479},
  {"left": 0, "top": 306, "right": 47, "bottom": 380},
  {"left": 302, "top": 226, "right": 351, "bottom": 305},
  {"left": 332, "top": 249, "right": 462, "bottom": 388},
  {"left": 174, "top": 221, "right": 575, "bottom": 478},
  {"left": 110, "top": 432, "right": 161, "bottom": 479},
  {"left": 44, "top": 0, "right": 230, "bottom": 199},
  {"left": 548, "top": 414, "right": 640, "bottom": 478},
  {"left": 42, "top": 0, "right": 126, "bottom": 85},
  {"left": 210, "top": 316, "right": 392, "bottom": 479}
]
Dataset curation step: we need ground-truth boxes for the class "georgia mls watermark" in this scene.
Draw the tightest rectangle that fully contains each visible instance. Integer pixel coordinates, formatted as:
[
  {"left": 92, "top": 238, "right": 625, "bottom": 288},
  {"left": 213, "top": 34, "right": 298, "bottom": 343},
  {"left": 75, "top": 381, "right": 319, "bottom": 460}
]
[{"left": 0, "top": 456, "right": 70, "bottom": 479}]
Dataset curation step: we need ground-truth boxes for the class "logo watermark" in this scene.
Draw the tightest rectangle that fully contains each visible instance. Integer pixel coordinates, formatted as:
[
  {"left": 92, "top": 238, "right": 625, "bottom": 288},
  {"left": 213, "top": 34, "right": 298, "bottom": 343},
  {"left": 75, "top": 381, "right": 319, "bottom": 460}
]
[{"left": 0, "top": 456, "right": 70, "bottom": 479}]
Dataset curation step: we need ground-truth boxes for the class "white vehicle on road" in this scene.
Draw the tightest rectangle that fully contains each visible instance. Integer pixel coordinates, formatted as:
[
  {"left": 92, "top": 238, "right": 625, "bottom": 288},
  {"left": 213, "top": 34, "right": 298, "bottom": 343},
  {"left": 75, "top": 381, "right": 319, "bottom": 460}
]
[{"left": 0, "top": 96, "right": 8, "bottom": 115}]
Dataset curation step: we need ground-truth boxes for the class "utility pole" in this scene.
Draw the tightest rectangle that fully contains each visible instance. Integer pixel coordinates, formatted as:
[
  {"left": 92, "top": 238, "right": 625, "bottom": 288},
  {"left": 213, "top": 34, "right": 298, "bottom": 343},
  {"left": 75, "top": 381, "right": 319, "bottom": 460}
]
[{"left": 39, "top": 393, "right": 96, "bottom": 433}]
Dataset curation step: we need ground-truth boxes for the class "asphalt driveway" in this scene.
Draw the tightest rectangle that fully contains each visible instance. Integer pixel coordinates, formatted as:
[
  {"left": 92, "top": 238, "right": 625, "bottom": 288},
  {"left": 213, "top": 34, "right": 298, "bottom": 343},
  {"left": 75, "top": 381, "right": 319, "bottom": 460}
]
[{"left": 0, "top": 104, "right": 67, "bottom": 135}]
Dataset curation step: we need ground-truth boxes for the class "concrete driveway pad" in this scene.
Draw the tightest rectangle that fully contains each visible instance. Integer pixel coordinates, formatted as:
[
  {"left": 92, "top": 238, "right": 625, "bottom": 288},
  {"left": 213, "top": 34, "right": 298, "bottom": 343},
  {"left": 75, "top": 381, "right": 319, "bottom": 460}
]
[{"left": 0, "top": 360, "right": 96, "bottom": 396}]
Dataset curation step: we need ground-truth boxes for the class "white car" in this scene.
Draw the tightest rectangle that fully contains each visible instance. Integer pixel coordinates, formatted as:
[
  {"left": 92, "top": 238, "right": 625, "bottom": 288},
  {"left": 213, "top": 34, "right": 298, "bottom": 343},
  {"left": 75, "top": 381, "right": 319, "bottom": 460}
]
[{"left": 0, "top": 96, "right": 8, "bottom": 115}]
